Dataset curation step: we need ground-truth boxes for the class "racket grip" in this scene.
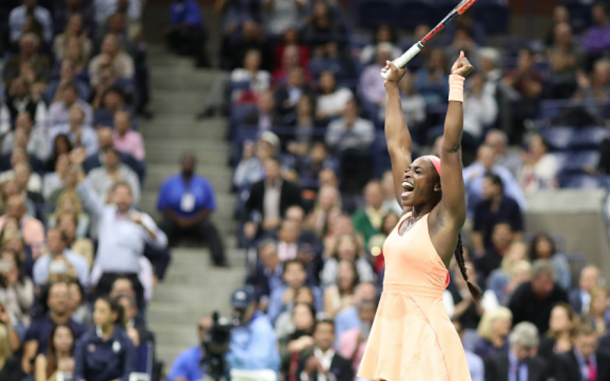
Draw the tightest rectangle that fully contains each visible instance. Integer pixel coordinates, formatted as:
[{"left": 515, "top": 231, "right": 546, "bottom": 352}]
[{"left": 380, "top": 43, "right": 423, "bottom": 79}]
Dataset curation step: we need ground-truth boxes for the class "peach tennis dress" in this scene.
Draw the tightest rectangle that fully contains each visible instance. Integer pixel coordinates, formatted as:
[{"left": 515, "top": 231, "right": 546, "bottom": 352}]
[{"left": 358, "top": 212, "right": 471, "bottom": 381}]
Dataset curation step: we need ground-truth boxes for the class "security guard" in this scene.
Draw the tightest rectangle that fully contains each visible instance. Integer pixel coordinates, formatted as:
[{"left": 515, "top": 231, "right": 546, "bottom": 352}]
[{"left": 74, "top": 296, "right": 136, "bottom": 381}]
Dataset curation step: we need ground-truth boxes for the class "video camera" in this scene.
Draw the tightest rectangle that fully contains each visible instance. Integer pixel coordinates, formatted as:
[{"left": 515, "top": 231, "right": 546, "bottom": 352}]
[{"left": 201, "top": 311, "right": 241, "bottom": 381}]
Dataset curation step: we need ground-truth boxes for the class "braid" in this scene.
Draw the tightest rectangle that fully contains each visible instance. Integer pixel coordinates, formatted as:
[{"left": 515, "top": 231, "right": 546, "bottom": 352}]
[{"left": 454, "top": 234, "right": 482, "bottom": 302}]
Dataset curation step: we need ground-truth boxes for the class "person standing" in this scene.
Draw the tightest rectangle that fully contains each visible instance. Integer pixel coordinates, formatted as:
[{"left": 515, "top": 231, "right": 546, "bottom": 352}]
[{"left": 157, "top": 153, "right": 226, "bottom": 267}]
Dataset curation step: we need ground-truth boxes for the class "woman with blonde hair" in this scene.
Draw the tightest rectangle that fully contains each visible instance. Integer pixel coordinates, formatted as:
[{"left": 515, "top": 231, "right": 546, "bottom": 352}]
[
  {"left": 488, "top": 242, "right": 530, "bottom": 305},
  {"left": 538, "top": 302, "right": 579, "bottom": 364},
  {"left": 0, "top": 317, "right": 23, "bottom": 380},
  {"left": 47, "top": 190, "right": 90, "bottom": 238},
  {"left": 588, "top": 286, "right": 610, "bottom": 335},
  {"left": 305, "top": 185, "right": 342, "bottom": 237},
  {"left": 52, "top": 14, "right": 92, "bottom": 62},
  {"left": 320, "top": 233, "right": 375, "bottom": 287},
  {"left": 323, "top": 259, "right": 359, "bottom": 318},
  {"left": 473, "top": 306, "right": 512, "bottom": 359}
]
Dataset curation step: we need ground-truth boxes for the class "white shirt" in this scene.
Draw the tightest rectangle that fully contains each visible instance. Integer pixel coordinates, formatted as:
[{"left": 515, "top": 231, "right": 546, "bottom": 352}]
[
  {"left": 263, "top": 0, "right": 307, "bottom": 35},
  {"left": 301, "top": 348, "right": 336, "bottom": 381},
  {"left": 231, "top": 69, "right": 271, "bottom": 95},
  {"left": 463, "top": 91, "right": 498, "bottom": 138},
  {"left": 48, "top": 100, "right": 94, "bottom": 127},
  {"left": 0, "top": 170, "right": 42, "bottom": 193},
  {"left": 263, "top": 180, "right": 281, "bottom": 220},
  {"left": 49, "top": 123, "right": 99, "bottom": 157},
  {"left": 94, "top": 0, "right": 142, "bottom": 23},
  {"left": 1, "top": 126, "right": 49, "bottom": 161},
  {"left": 520, "top": 154, "right": 560, "bottom": 193},
  {"left": 325, "top": 118, "right": 375, "bottom": 152},
  {"left": 277, "top": 241, "right": 298, "bottom": 262},
  {"left": 90, "top": 257, "right": 153, "bottom": 300},
  {"left": 9, "top": 6, "right": 53, "bottom": 42},
  {"left": 317, "top": 88, "right": 353, "bottom": 116}
]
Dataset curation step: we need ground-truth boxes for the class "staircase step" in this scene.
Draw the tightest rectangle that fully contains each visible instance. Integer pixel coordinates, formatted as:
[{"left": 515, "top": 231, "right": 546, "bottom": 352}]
[
  {"left": 141, "top": 118, "right": 227, "bottom": 140},
  {"left": 144, "top": 139, "right": 229, "bottom": 165}
]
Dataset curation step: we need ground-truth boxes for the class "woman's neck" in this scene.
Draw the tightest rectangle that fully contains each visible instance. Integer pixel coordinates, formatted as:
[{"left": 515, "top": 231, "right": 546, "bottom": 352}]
[
  {"left": 101, "top": 323, "right": 115, "bottom": 339},
  {"left": 56, "top": 350, "right": 71, "bottom": 359},
  {"left": 411, "top": 203, "right": 435, "bottom": 220},
  {"left": 490, "top": 332, "right": 505, "bottom": 346}
]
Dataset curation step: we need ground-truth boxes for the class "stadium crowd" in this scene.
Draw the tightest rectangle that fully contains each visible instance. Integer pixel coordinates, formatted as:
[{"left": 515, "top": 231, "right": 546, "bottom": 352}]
[{"left": 169, "top": 1, "right": 610, "bottom": 381}]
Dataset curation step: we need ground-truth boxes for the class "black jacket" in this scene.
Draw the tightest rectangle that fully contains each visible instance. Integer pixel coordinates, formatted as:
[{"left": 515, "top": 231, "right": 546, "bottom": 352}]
[
  {"left": 484, "top": 353, "right": 548, "bottom": 381},
  {"left": 508, "top": 281, "right": 568, "bottom": 334},
  {"left": 296, "top": 352, "right": 354, "bottom": 381},
  {"left": 243, "top": 179, "right": 303, "bottom": 222},
  {"left": 554, "top": 349, "right": 610, "bottom": 381}
]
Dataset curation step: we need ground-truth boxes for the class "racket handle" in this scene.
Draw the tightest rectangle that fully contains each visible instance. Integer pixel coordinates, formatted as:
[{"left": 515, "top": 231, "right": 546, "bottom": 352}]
[{"left": 380, "top": 43, "right": 423, "bottom": 79}]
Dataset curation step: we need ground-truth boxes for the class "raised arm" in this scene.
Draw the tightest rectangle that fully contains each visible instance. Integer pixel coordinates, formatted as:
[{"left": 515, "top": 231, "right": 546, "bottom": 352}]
[{"left": 382, "top": 62, "right": 413, "bottom": 205}]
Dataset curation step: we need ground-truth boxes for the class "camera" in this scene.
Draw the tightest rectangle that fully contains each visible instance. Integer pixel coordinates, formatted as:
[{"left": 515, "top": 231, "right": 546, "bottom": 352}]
[{"left": 201, "top": 311, "right": 240, "bottom": 381}]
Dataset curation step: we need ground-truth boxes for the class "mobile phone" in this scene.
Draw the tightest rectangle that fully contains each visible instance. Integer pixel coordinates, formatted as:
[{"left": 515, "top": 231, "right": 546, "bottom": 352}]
[{"left": 0, "top": 260, "right": 13, "bottom": 272}]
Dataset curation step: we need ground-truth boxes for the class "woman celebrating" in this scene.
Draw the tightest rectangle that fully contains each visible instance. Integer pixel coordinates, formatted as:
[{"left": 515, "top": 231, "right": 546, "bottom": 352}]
[
  {"left": 358, "top": 52, "right": 478, "bottom": 381},
  {"left": 35, "top": 324, "right": 76, "bottom": 381}
]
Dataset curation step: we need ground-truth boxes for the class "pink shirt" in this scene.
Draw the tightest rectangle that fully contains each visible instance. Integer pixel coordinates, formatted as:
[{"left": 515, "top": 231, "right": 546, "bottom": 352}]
[
  {"left": 0, "top": 215, "right": 45, "bottom": 259},
  {"left": 338, "top": 327, "right": 366, "bottom": 372},
  {"left": 113, "top": 130, "right": 145, "bottom": 161}
]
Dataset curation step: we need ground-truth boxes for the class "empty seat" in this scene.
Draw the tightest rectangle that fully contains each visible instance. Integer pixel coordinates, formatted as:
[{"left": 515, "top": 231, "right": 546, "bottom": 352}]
[
  {"left": 562, "top": 151, "right": 600, "bottom": 173},
  {"left": 558, "top": 173, "right": 601, "bottom": 189},
  {"left": 570, "top": 127, "right": 609, "bottom": 150}
]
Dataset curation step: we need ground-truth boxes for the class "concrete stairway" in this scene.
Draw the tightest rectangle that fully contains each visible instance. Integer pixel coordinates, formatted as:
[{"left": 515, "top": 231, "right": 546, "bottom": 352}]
[{"left": 139, "top": 45, "right": 245, "bottom": 368}]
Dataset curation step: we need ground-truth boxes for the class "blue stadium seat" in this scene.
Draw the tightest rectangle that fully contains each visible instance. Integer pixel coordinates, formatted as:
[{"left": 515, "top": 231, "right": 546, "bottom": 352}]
[
  {"left": 565, "top": 253, "right": 587, "bottom": 286},
  {"left": 570, "top": 127, "right": 609, "bottom": 150},
  {"left": 558, "top": 173, "right": 601, "bottom": 189},
  {"left": 561, "top": 151, "right": 599, "bottom": 173},
  {"left": 135, "top": 341, "right": 154, "bottom": 379},
  {"left": 372, "top": 131, "right": 392, "bottom": 178},
  {"left": 537, "top": 126, "right": 574, "bottom": 151},
  {"left": 358, "top": 0, "right": 394, "bottom": 29}
]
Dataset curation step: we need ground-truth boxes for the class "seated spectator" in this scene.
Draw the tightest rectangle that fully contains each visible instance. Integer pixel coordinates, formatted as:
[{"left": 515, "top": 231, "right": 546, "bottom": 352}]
[
  {"left": 273, "top": 43, "right": 307, "bottom": 87},
  {"left": 454, "top": 321, "right": 485, "bottom": 381},
  {"left": 488, "top": 244, "right": 531, "bottom": 306},
  {"left": 274, "top": 219, "right": 302, "bottom": 262},
  {"left": 246, "top": 239, "right": 283, "bottom": 305},
  {"left": 367, "top": 212, "right": 399, "bottom": 273},
  {"left": 74, "top": 297, "right": 135, "bottom": 381},
  {"left": 67, "top": 280, "right": 92, "bottom": 326},
  {"left": 538, "top": 303, "right": 578, "bottom": 365},
  {"left": 338, "top": 298, "right": 377, "bottom": 373},
  {"left": 588, "top": 286, "right": 610, "bottom": 336},
  {"left": 261, "top": 0, "right": 306, "bottom": 36},
  {"left": 157, "top": 153, "right": 226, "bottom": 266},
  {"left": 275, "top": 287, "right": 319, "bottom": 338},
  {"left": 415, "top": 48, "right": 449, "bottom": 105},
  {"left": 47, "top": 189, "right": 91, "bottom": 237},
  {"left": 116, "top": 294, "right": 154, "bottom": 346},
  {"left": 0, "top": 248, "right": 34, "bottom": 327},
  {"left": 396, "top": 72, "right": 426, "bottom": 131},
  {"left": 267, "top": 260, "right": 323, "bottom": 323},
  {"left": 49, "top": 105, "right": 98, "bottom": 157},
  {"left": 243, "top": 157, "right": 303, "bottom": 240},
  {"left": 112, "top": 111, "right": 145, "bottom": 161},
  {"left": 478, "top": 48, "right": 502, "bottom": 97},
  {"left": 519, "top": 134, "right": 559, "bottom": 193},
  {"left": 231, "top": 49, "right": 271, "bottom": 105},
  {"left": 326, "top": 99, "right": 375, "bottom": 155},
  {"left": 321, "top": 233, "right": 374, "bottom": 287},
  {"left": 272, "top": 29, "right": 311, "bottom": 74},
  {"left": 55, "top": 212, "right": 94, "bottom": 267},
  {"left": 243, "top": 91, "right": 284, "bottom": 135},
  {"left": 463, "top": 144, "right": 526, "bottom": 221},
  {"left": 0, "top": 313, "right": 25, "bottom": 381},
  {"left": 3, "top": 76, "right": 48, "bottom": 129},
  {"left": 530, "top": 234, "right": 571, "bottom": 291},
  {"left": 90, "top": 66, "right": 120, "bottom": 111},
  {"left": 89, "top": 34, "right": 135, "bottom": 87},
  {"left": 446, "top": 27, "right": 479, "bottom": 60},
  {"left": 547, "top": 22, "right": 583, "bottom": 99},
  {"left": 22, "top": 281, "right": 87, "bottom": 375},
  {"left": 83, "top": 128, "right": 142, "bottom": 179},
  {"left": 554, "top": 323, "right": 610, "bottom": 381},
  {"left": 484, "top": 322, "right": 548, "bottom": 381},
  {"left": 275, "top": 67, "right": 309, "bottom": 118},
  {"left": 224, "top": 20, "right": 268, "bottom": 72},
  {"left": 306, "top": 185, "right": 342, "bottom": 237},
  {"left": 0, "top": 159, "right": 43, "bottom": 196},
  {"left": 316, "top": 71, "right": 353, "bottom": 119},
  {"left": 323, "top": 260, "right": 359, "bottom": 318},
  {"left": 446, "top": 260, "right": 484, "bottom": 331},
  {"left": 583, "top": 3, "right": 610, "bottom": 62},
  {"left": 302, "top": 2, "right": 345, "bottom": 49},
  {"left": 32, "top": 229, "right": 89, "bottom": 287},
  {"left": 359, "top": 25, "right": 401, "bottom": 66},
  {"left": 334, "top": 283, "right": 377, "bottom": 341},
  {"left": 34, "top": 324, "right": 76, "bottom": 381},
  {"left": 1, "top": 113, "right": 48, "bottom": 162},
  {"left": 8, "top": 0, "right": 53, "bottom": 44},
  {"left": 569, "top": 265, "right": 601, "bottom": 315},
  {"left": 292, "top": 141, "right": 338, "bottom": 189},
  {"left": 3, "top": 34, "right": 51, "bottom": 87},
  {"left": 509, "top": 260, "right": 568, "bottom": 334},
  {"left": 52, "top": 14, "right": 92, "bottom": 63},
  {"left": 484, "top": 130, "right": 521, "bottom": 178},
  {"left": 167, "top": 316, "right": 211, "bottom": 381},
  {"left": 48, "top": 84, "right": 94, "bottom": 127},
  {"left": 474, "top": 307, "right": 512, "bottom": 359},
  {"left": 0, "top": 195, "right": 44, "bottom": 259},
  {"left": 86, "top": 148, "right": 140, "bottom": 205},
  {"left": 360, "top": 43, "right": 393, "bottom": 106},
  {"left": 46, "top": 135, "right": 73, "bottom": 173},
  {"left": 278, "top": 302, "right": 316, "bottom": 380},
  {"left": 233, "top": 133, "right": 278, "bottom": 189},
  {"left": 544, "top": 5, "right": 570, "bottom": 47},
  {"left": 351, "top": 181, "right": 388, "bottom": 246},
  {"left": 164, "top": 0, "right": 208, "bottom": 67},
  {"left": 297, "top": 319, "right": 354, "bottom": 381},
  {"left": 472, "top": 173, "right": 523, "bottom": 255},
  {"left": 573, "top": 58, "right": 610, "bottom": 125},
  {"left": 462, "top": 72, "right": 497, "bottom": 144}
]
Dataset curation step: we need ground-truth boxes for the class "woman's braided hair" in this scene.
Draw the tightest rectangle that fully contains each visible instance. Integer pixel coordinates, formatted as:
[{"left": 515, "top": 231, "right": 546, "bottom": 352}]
[{"left": 453, "top": 234, "right": 482, "bottom": 302}]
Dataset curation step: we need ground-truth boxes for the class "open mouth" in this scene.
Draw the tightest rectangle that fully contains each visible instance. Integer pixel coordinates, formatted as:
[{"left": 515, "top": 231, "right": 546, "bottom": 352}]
[{"left": 401, "top": 180, "right": 414, "bottom": 198}]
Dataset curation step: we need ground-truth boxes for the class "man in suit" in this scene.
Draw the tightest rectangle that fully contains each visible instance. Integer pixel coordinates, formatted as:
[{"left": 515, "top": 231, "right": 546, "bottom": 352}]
[
  {"left": 569, "top": 265, "right": 601, "bottom": 315},
  {"left": 297, "top": 319, "right": 354, "bottom": 381},
  {"left": 554, "top": 323, "right": 610, "bottom": 381},
  {"left": 243, "top": 91, "right": 284, "bottom": 133},
  {"left": 243, "top": 157, "right": 303, "bottom": 240},
  {"left": 484, "top": 322, "right": 549, "bottom": 381},
  {"left": 245, "top": 239, "right": 283, "bottom": 309}
]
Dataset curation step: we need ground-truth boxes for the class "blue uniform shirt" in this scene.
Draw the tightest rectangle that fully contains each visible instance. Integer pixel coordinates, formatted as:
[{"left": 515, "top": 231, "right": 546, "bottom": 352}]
[
  {"left": 170, "top": 0, "right": 203, "bottom": 27},
  {"left": 74, "top": 325, "right": 136, "bottom": 381},
  {"left": 167, "top": 346, "right": 205, "bottom": 381},
  {"left": 25, "top": 316, "right": 87, "bottom": 355},
  {"left": 227, "top": 311, "right": 280, "bottom": 371},
  {"left": 157, "top": 174, "right": 217, "bottom": 218}
]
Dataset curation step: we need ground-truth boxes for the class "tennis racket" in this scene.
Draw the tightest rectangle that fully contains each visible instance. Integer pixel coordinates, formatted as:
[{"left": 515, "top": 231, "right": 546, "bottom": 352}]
[{"left": 380, "top": 0, "right": 479, "bottom": 79}]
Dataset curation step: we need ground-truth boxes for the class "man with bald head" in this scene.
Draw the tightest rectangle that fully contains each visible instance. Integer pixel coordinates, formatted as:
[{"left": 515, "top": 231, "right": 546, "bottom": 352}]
[
  {"left": 462, "top": 144, "right": 526, "bottom": 221},
  {"left": 0, "top": 194, "right": 45, "bottom": 257},
  {"left": 167, "top": 315, "right": 213, "bottom": 381}
]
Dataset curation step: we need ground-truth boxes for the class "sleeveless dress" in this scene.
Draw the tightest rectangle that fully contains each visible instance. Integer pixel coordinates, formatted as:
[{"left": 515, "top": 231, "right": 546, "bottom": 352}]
[{"left": 358, "top": 213, "right": 471, "bottom": 381}]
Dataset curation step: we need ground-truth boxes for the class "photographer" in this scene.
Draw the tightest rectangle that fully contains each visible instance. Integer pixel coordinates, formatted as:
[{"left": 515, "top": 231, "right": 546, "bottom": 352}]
[
  {"left": 227, "top": 287, "right": 280, "bottom": 381},
  {"left": 167, "top": 316, "right": 212, "bottom": 381}
]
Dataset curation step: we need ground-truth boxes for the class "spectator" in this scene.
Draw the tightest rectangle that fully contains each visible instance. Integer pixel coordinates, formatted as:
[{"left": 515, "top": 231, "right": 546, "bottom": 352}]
[
  {"left": 325, "top": 100, "right": 375, "bottom": 154},
  {"left": 34, "top": 324, "right": 75, "bottom": 381},
  {"left": 334, "top": 283, "right": 377, "bottom": 341},
  {"left": 47, "top": 190, "right": 91, "bottom": 240},
  {"left": 547, "top": 22, "right": 583, "bottom": 99},
  {"left": 360, "top": 43, "right": 394, "bottom": 106},
  {"left": 463, "top": 144, "right": 526, "bottom": 221},
  {"left": 227, "top": 286, "right": 280, "bottom": 375},
  {"left": 233, "top": 132, "right": 279, "bottom": 189},
  {"left": 32, "top": 228, "right": 89, "bottom": 287},
  {"left": 483, "top": 322, "right": 548, "bottom": 381},
  {"left": 415, "top": 48, "right": 449, "bottom": 105},
  {"left": 243, "top": 91, "right": 284, "bottom": 136},
  {"left": 83, "top": 128, "right": 142, "bottom": 179},
  {"left": 461, "top": 72, "right": 497, "bottom": 144},
  {"left": 297, "top": 319, "right": 354, "bottom": 381},
  {"left": 554, "top": 323, "right": 610, "bottom": 381},
  {"left": 305, "top": 185, "right": 342, "bottom": 237},
  {"left": 267, "top": 259, "right": 323, "bottom": 323},
  {"left": 316, "top": 71, "right": 354, "bottom": 119},
  {"left": 588, "top": 286, "right": 610, "bottom": 336},
  {"left": 274, "top": 67, "right": 309, "bottom": 118},
  {"left": 8, "top": 0, "right": 53, "bottom": 43},
  {"left": 3, "top": 34, "right": 52, "bottom": 87},
  {"left": 573, "top": 58, "right": 610, "bottom": 125},
  {"left": 89, "top": 34, "right": 135, "bottom": 87},
  {"left": 86, "top": 148, "right": 140, "bottom": 205},
  {"left": 246, "top": 239, "right": 283, "bottom": 304},
  {"left": 48, "top": 84, "right": 94, "bottom": 127},
  {"left": 0, "top": 314, "right": 24, "bottom": 381},
  {"left": 473, "top": 307, "right": 512, "bottom": 359},
  {"left": 323, "top": 260, "right": 359, "bottom": 318},
  {"left": 0, "top": 195, "right": 44, "bottom": 259},
  {"left": 164, "top": 0, "right": 209, "bottom": 67},
  {"left": 94, "top": 0, "right": 141, "bottom": 26},
  {"left": 1, "top": 112, "right": 48, "bottom": 162},
  {"left": 274, "top": 219, "right": 302, "bottom": 262},
  {"left": 116, "top": 294, "right": 154, "bottom": 346},
  {"left": 50, "top": 105, "right": 99, "bottom": 157},
  {"left": 0, "top": 154, "right": 44, "bottom": 196},
  {"left": 52, "top": 14, "right": 92, "bottom": 63},
  {"left": 52, "top": 212, "right": 93, "bottom": 265},
  {"left": 391, "top": 71, "right": 426, "bottom": 131},
  {"left": 4, "top": 76, "right": 48, "bottom": 128},
  {"left": 352, "top": 181, "right": 388, "bottom": 246},
  {"left": 224, "top": 21, "right": 268, "bottom": 72},
  {"left": 167, "top": 316, "right": 212, "bottom": 381},
  {"left": 261, "top": 0, "right": 306, "bottom": 36},
  {"left": 488, "top": 245, "right": 531, "bottom": 306},
  {"left": 74, "top": 296, "right": 136, "bottom": 381},
  {"left": 272, "top": 29, "right": 311, "bottom": 77},
  {"left": 302, "top": 2, "right": 345, "bottom": 48},
  {"left": 46, "top": 135, "right": 73, "bottom": 173},
  {"left": 359, "top": 25, "right": 401, "bottom": 66},
  {"left": 278, "top": 302, "right": 316, "bottom": 380},
  {"left": 321, "top": 233, "right": 375, "bottom": 287},
  {"left": 157, "top": 153, "right": 226, "bottom": 266},
  {"left": 478, "top": 47, "right": 502, "bottom": 97},
  {"left": 582, "top": 3, "right": 610, "bottom": 62},
  {"left": 243, "top": 157, "right": 303, "bottom": 239},
  {"left": 22, "top": 282, "right": 87, "bottom": 375},
  {"left": 472, "top": 173, "right": 523, "bottom": 255},
  {"left": 544, "top": 5, "right": 570, "bottom": 47},
  {"left": 484, "top": 130, "right": 521, "bottom": 178},
  {"left": 0, "top": 248, "right": 34, "bottom": 327},
  {"left": 231, "top": 49, "right": 271, "bottom": 105},
  {"left": 529, "top": 234, "right": 571, "bottom": 291},
  {"left": 367, "top": 212, "right": 399, "bottom": 273},
  {"left": 112, "top": 111, "right": 145, "bottom": 161},
  {"left": 519, "top": 134, "right": 559, "bottom": 193},
  {"left": 453, "top": 321, "right": 485, "bottom": 381},
  {"left": 538, "top": 303, "right": 578, "bottom": 365},
  {"left": 67, "top": 281, "right": 92, "bottom": 326},
  {"left": 446, "top": 27, "right": 479, "bottom": 60},
  {"left": 338, "top": 298, "right": 377, "bottom": 373},
  {"left": 569, "top": 265, "right": 601, "bottom": 315},
  {"left": 508, "top": 260, "right": 568, "bottom": 334}
]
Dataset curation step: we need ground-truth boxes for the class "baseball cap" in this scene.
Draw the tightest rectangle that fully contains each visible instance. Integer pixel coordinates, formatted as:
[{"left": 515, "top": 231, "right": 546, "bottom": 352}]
[{"left": 231, "top": 286, "right": 256, "bottom": 309}]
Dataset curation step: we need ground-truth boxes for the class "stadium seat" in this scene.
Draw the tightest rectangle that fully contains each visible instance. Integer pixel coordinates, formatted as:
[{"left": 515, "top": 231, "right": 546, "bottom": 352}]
[
  {"left": 537, "top": 126, "right": 574, "bottom": 151},
  {"left": 558, "top": 173, "right": 601, "bottom": 189},
  {"left": 358, "top": 0, "right": 394, "bottom": 29},
  {"left": 570, "top": 127, "right": 609, "bottom": 150},
  {"left": 561, "top": 151, "right": 600, "bottom": 173}
]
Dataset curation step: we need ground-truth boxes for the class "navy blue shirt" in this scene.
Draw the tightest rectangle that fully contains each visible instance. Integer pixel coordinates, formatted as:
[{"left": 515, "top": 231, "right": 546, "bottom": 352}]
[
  {"left": 25, "top": 316, "right": 87, "bottom": 355},
  {"left": 473, "top": 195, "right": 523, "bottom": 250},
  {"left": 74, "top": 325, "right": 136, "bottom": 381},
  {"left": 157, "top": 174, "right": 217, "bottom": 218}
]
